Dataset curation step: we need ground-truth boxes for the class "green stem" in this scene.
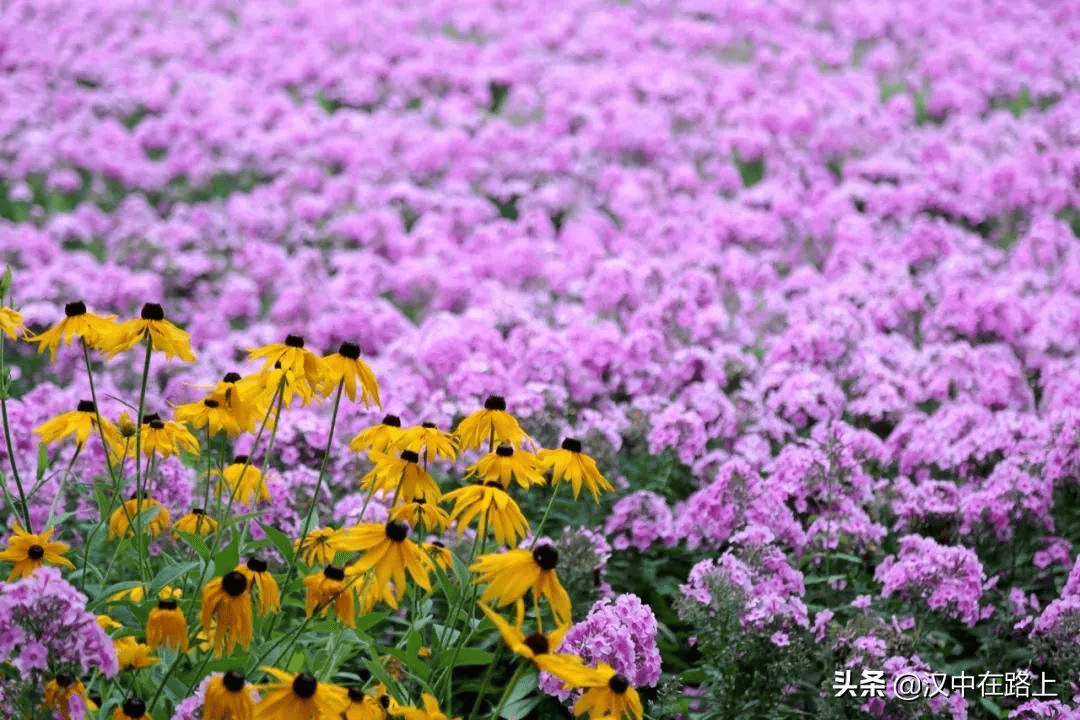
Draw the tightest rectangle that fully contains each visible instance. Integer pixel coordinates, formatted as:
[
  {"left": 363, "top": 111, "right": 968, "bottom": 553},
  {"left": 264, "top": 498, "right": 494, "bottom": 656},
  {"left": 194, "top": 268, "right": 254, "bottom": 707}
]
[
  {"left": 489, "top": 661, "right": 526, "bottom": 720},
  {"left": 0, "top": 330, "right": 31, "bottom": 530},
  {"left": 297, "top": 380, "right": 344, "bottom": 543},
  {"left": 465, "top": 644, "right": 503, "bottom": 720},
  {"left": 132, "top": 339, "right": 154, "bottom": 583},
  {"left": 530, "top": 480, "right": 562, "bottom": 549}
]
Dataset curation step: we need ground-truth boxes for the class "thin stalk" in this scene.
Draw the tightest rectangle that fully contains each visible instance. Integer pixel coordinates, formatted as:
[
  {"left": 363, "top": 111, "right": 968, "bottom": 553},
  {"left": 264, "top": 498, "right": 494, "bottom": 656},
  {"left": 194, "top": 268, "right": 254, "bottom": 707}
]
[
  {"left": 0, "top": 331, "right": 31, "bottom": 529},
  {"left": 131, "top": 339, "right": 154, "bottom": 583},
  {"left": 489, "top": 662, "right": 526, "bottom": 720},
  {"left": 530, "top": 480, "right": 563, "bottom": 549},
  {"left": 43, "top": 446, "right": 80, "bottom": 528},
  {"left": 297, "top": 380, "right": 344, "bottom": 544},
  {"left": 465, "top": 644, "right": 503, "bottom": 720}
]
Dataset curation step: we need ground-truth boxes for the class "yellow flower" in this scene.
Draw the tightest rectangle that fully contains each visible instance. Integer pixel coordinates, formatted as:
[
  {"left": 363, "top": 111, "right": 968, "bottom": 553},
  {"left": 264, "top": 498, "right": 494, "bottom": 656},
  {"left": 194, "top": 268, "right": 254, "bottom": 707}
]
[
  {"left": 114, "top": 636, "right": 159, "bottom": 670},
  {"left": 470, "top": 544, "right": 572, "bottom": 627},
  {"left": 453, "top": 396, "right": 528, "bottom": 452},
  {"left": 295, "top": 526, "right": 347, "bottom": 566},
  {"left": 26, "top": 301, "right": 117, "bottom": 362},
  {"left": 303, "top": 565, "right": 355, "bottom": 627},
  {"left": 339, "top": 521, "right": 435, "bottom": 599},
  {"left": 173, "top": 509, "right": 217, "bottom": 537},
  {"left": 97, "top": 614, "right": 123, "bottom": 631},
  {"left": 254, "top": 667, "right": 350, "bottom": 720},
  {"left": 108, "top": 496, "right": 170, "bottom": 539},
  {"left": 571, "top": 662, "right": 644, "bottom": 720},
  {"left": 112, "top": 697, "right": 153, "bottom": 720},
  {"left": 536, "top": 439, "right": 614, "bottom": 502},
  {"left": 0, "top": 307, "right": 25, "bottom": 340},
  {"left": 390, "top": 496, "right": 451, "bottom": 533},
  {"left": 392, "top": 693, "right": 458, "bottom": 720},
  {"left": 345, "top": 565, "right": 399, "bottom": 613},
  {"left": 200, "top": 571, "right": 254, "bottom": 656},
  {"left": 360, "top": 450, "right": 441, "bottom": 503},
  {"left": 248, "top": 335, "right": 329, "bottom": 400},
  {"left": 212, "top": 371, "right": 264, "bottom": 430},
  {"left": 137, "top": 414, "right": 200, "bottom": 457},
  {"left": 424, "top": 541, "right": 454, "bottom": 573},
  {"left": 236, "top": 557, "right": 281, "bottom": 616},
  {"left": 323, "top": 342, "right": 381, "bottom": 407},
  {"left": 110, "top": 585, "right": 146, "bottom": 603},
  {"left": 0, "top": 524, "right": 74, "bottom": 580},
  {"left": 216, "top": 456, "right": 270, "bottom": 505},
  {"left": 174, "top": 395, "right": 247, "bottom": 437},
  {"left": 465, "top": 445, "right": 545, "bottom": 490},
  {"left": 102, "top": 302, "right": 196, "bottom": 361},
  {"left": 204, "top": 671, "right": 255, "bottom": 720},
  {"left": 478, "top": 603, "right": 571, "bottom": 661},
  {"left": 348, "top": 415, "right": 404, "bottom": 455},
  {"left": 396, "top": 422, "right": 457, "bottom": 463},
  {"left": 34, "top": 400, "right": 122, "bottom": 451},
  {"left": 243, "top": 362, "right": 317, "bottom": 407},
  {"left": 442, "top": 483, "right": 530, "bottom": 546},
  {"left": 344, "top": 684, "right": 396, "bottom": 720},
  {"left": 159, "top": 585, "right": 183, "bottom": 600},
  {"left": 146, "top": 598, "right": 188, "bottom": 652},
  {"left": 43, "top": 673, "right": 96, "bottom": 720}
]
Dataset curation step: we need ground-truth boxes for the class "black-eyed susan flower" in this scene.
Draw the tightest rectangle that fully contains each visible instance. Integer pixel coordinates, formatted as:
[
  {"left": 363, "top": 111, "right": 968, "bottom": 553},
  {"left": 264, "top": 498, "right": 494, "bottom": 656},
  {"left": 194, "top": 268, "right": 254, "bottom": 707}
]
[
  {"left": 0, "top": 524, "right": 74, "bottom": 580},
  {"left": 424, "top": 541, "right": 454, "bottom": 573},
  {"left": 477, "top": 603, "right": 588, "bottom": 682},
  {"left": 453, "top": 396, "right": 527, "bottom": 452},
  {"left": 536, "top": 438, "right": 614, "bottom": 502},
  {"left": 27, "top": 301, "right": 117, "bottom": 362},
  {"left": 571, "top": 662, "right": 644, "bottom": 720},
  {"left": 390, "top": 496, "right": 450, "bottom": 533},
  {"left": 216, "top": 456, "right": 270, "bottom": 505},
  {"left": 43, "top": 672, "right": 96, "bottom": 720},
  {"left": 139, "top": 415, "right": 199, "bottom": 457},
  {"left": 465, "top": 445, "right": 545, "bottom": 490},
  {"left": 295, "top": 526, "right": 347, "bottom": 566},
  {"left": 254, "top": 667, "right": 350, "bottom": 720},
  {"left": 174, "top": 395, "right": 247, "bottom": 437},
  {"left": 103, "top": 302, "right": 196, "bottom": 362},
  {"left": 200, "top": 571, "right": 254, "bottom": 656},
  {"left": 236, "top": 557, "right": 280, "bottom": 615},
  {"left": 470, "top": 544, "right": 572, "bottom": 626},
  {"left": 344, "top": 684, "right": 396, "bottom": 720},
  {"left": 159, "top": 585, "right": 183, "bottom": 601},
  {"left": 34, "top": 400, "right": 122, "bottom": 451},
  {"left": 204, "top": 670, "right": 255, "bottom": 720},
  {"left": 443, "top": 483, "right": 530, "bottom": 546},
  {"left": 303, "top": 565, "right": 355, "bottom": 627},
  {"left": 323, "top": 342, "right": 381, "bottom": 407},
  {"left": 348, "top": 415, "right": 404, "bottom": 455},
  {"left": 210, "top": 371, "right": 263, "bottom": 431},
  {"left": 242, "top": 360, "right": 318, "bottom": 407},
  {"left": 339, "top": 521, "right": 435, "bottom": 598},
  {"left": 113, "top": 697, "right": 152, "bottom": 720},
  {"left": 146, "top": 598, "right": 188, "bottom": 652},
  {"left": 97, "top": 614, "right": 123, "bottom": 631},
  {"left": 173, "top": 508, "right": 217, "bottom": 537},
  {"left": 248, "top": 334, "right": 329, "bottom": 398},
  {"left": 108, "top": 496, "right": 170, "bottom": 539},
  {"left": 392, "top": 693, "right": 457, "bottom": 720},
  {"left": 110, "top": 585, "right": 146, "bottom": 603},
  {"left": 397, "top": 422, "right": 457, "bottom": 463},
  {"left": 345, "top": 565, "right": 399, "bottom": 613},
  {"left": 114, "top": 636, "right": 158, "bottom": 670},
  {"left": 360, "top": 450, "right": 442, "bottom": 504},
  {"left": 0, "top": 307, "right": 25, "bottom": 340}
]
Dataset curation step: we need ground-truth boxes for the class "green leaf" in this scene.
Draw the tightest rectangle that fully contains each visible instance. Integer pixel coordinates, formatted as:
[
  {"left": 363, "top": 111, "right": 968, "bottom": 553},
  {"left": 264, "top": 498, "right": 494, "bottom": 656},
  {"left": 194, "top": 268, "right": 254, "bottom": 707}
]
[
  {"left": 175, "top": 531, "right": 211, "bottom": 561},
  {"left": 150, "top": 560, "right": 201, "bottom": 595},
  {"left": 260, "top": 523, "right": 295, "bottom": 560},
  {"left": 36, "top": 444, "right": 48, "bottom": 480},
  {"left": 499, "top": 669, "right": 539, "bottom": 720},
  {"left": 214, "top": 533, "right": 241, "bottom": 577},
  {"left": 439, "top": 648, "right": 494, "bottom": 667}
]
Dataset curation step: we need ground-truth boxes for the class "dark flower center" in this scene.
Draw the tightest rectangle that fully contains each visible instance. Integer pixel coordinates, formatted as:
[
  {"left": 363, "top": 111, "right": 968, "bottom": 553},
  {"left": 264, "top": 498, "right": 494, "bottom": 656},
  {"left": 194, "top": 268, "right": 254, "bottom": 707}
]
[
  {"left": 431, "top": 541, "right": 446, "bottom": 549},
  {"left": 191, "top": 508, "right": 205, "bottom": 515},
  {"left": 380, "top": 695, "right": 391, "bottom": 708},
  {"left": 422, "top": 421, "right": 436, "bottom": 428},
  {"left": 413, "top": 496, "right": 426, "bottom": 505},
  {"left": 484, "top": 395, "right": 507, "bottom": 410},
  {"left": 223, "top": 670, "right": 245, "bottom": 692},
  {"left": 64, "top": 301, "right": 86, "bottom": 317},
  {"left": 284, "top": 335, "right": 304, "bottom": 348},
  {"left": 233, "top": 455, "right": 249, "bottom": 465},
  {"left": 348, "top": 687, "right": 365, "bottom": 702},
  {"left": 382, "top": 414, "right": 401, "bottom": 427},
  {"left": 523, "top": 633, "right": 550, "bottom": 655},
  {"left": 141, "top": 413, "right": 161, "bottom": 424},
  {"left": 385, "top": 521, "right": 408, "bottom": 542},
  {"left": 483, "top": 481, "right": 503, "bottom": 488},
  {"left": 223, "top": 372, "right": 242, "bottom": 383},
  {"left": 495, "top": 445, "right": 514, "bottom": 457},
  {"left": 157, "top": 599, "right": 178, "bottom": 610},
  {"left": 324, "top": 565, "right": 345, "bottom": 581},
  {"left": 246, "top": 557, "right": 267, "bottom": 573},
  {"left": 400, "top": 450, "right": 419, "bottom": 463},
  {"left": 122, "top": 698, "right": 147, "bottom": 718},
  {"left": 532, "top": 544, "right": 558, "bottom": 571},
  {"left": 338, "top": 342, "right": 360, "bottom": 359},
  {"left": 222, "top": 571, "right": 248, "bottom": 597},
  {"left": 292, "top": 673, "right": 317, "bottom": 699},
  {"left": 203, "top": 399, "right": 220, "bottom": 408},
  {"left": 561, "top": 438, "right": 582, "bottom": 453},
  {"left": 148, "top": 420, "right": 165, "bottom": 430},
  {"left": 27, "top": 544, "right": 44, "bottom": 560},
  {"left": 77, "top": 400, "right": 96, "bottom": 413},
  {"left": 55, "top": 672, "right": 74, "bottom": 687},
  {"left": 608, "top": 674, "right": 630, "bottom": 694},
  {"left": 140, "top": 303, "right": 165, "bottom": 321}
]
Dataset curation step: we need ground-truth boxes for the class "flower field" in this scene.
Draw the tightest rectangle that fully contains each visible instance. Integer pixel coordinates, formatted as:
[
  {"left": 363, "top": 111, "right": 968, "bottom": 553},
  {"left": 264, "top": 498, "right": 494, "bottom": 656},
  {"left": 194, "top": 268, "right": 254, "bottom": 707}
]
[{"left": 1, "top": 0, "right": 1079, "bottom": 718}]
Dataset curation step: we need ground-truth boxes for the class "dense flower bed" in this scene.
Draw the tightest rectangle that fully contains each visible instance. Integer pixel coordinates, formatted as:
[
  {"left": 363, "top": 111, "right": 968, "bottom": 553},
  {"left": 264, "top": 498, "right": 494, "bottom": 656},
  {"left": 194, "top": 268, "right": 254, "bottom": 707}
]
[{"left": 0, "top": 0, "right": 1079, "bottom": 718}]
